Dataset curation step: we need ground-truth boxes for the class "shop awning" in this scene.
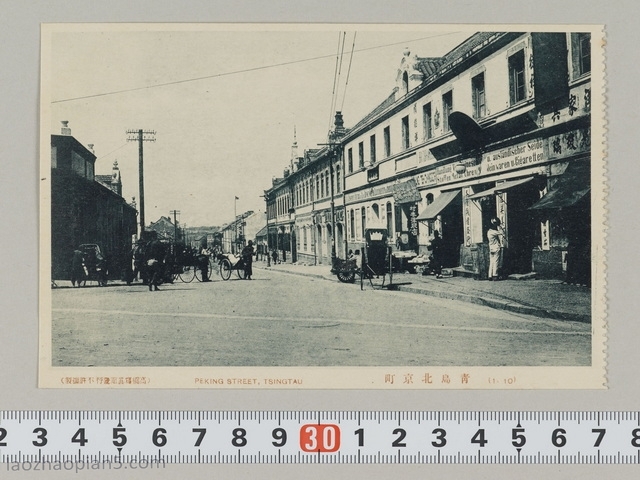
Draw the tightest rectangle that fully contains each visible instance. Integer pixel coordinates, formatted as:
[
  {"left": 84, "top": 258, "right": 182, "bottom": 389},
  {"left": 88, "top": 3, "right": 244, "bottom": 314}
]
[
  {"left": 530, "top": 159, "right": 590, "bottom": 210},
  {"left": 467, "top": 176, "right": 534, "bottom": 200},
  {"left": 416, "top": 190, "right": 461, "bottom": 221}
]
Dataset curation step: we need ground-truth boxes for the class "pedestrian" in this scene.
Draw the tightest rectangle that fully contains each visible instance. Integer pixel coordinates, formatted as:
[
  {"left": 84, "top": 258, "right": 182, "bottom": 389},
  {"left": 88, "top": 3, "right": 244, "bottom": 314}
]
[
  {"left": 146, "top": 239, "right": 164, "bottom": 291},
  {"left": 242, "top": 240, "right": 255, "bottom": 280},
  {"left": 198, "top": 246, "right": 210, "bottom": 282},
  {"left": 428, "top": 230, "right": 444, "bottom": 278},
  {"left": 487, "top": 217, "right": 505, "bottom": 281},
  {"left": 352, "top": 249, "right": 362, "bottom": 270},
  {"left": 95, "top": 251, "right": 108, "bottom": 286},
  {"left": 272, "top": 249, "right": 279, "bottom": 265},
  {"left": 70, "top": 248, "right": 85, "bottom": 287}
]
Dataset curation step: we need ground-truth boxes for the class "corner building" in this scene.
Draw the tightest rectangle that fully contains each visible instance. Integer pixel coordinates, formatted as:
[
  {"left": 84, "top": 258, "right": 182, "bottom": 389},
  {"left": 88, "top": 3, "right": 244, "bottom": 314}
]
[{"left": 342, "top": 32, "right": 592, "bottom": 281}]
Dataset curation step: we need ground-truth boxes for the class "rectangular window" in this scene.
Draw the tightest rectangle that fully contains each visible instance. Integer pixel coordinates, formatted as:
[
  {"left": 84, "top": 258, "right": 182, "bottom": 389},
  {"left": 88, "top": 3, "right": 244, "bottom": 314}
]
[
  {"left": 571, "top": 32, "right": 591, "bottom": 77},
  {"left": 422, "top": 103, "right": 432, "bottom": 140},
  {"left": 369, "top": 135, "right": 376, "bottom": 164},
  {"left": 472, "top": 73, "right": 486, "bottom": 119},
  {"left": 348, "top": 148, "right": 353, "bottom": 173},
  {"left": 383, "top": 126, "right": 391, "bottom": 157},
  {"left": 442, "top": 91, "right": 453, "bottom": 132},
  {"left": 401, "top": 115, "right": 410, "bottom": 149},
  {"left": 358, "top": 142, "right": 364, "bottom": 168},
  {"left": 509, "top": 49, "right": 526, "bottom": 105}
]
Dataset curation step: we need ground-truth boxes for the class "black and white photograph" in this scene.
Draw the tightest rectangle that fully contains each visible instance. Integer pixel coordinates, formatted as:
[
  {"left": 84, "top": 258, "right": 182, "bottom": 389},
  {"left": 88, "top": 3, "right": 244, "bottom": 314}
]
[{"left": 39, "top": 24, "right": 605, "bottom": 389}]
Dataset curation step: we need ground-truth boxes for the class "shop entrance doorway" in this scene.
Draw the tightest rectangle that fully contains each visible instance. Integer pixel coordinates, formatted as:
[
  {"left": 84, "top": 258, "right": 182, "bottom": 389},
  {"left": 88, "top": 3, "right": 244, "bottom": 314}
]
[{"left": 504, "top": 182, "right": 541, "bottom": 274}]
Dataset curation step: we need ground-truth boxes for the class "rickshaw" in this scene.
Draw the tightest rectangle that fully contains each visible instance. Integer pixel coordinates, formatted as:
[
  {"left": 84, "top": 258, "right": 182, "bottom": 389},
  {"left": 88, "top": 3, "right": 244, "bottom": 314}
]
[
  {"left": 332, "top": 229, "right": 393, "bottom": 290},
  {"left": 217, "top": 252, "right": 248, "bottom": 280}
]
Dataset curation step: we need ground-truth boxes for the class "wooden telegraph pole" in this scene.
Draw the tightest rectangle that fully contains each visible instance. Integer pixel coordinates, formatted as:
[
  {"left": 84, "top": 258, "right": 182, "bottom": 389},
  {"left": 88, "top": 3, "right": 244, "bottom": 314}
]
[{"left": 126, "top": 129, "right": 156, "bottom": 235}]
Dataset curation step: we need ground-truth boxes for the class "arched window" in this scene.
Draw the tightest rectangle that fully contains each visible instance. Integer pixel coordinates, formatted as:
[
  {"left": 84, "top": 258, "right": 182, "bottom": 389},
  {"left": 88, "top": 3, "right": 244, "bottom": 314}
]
[
  {"left": 426, "top": 193, "right": 434, "bottom": 205},
  {"left": 372, "top": 203, "right": 380, "bottom": 220},
  {"left": 402, "top": 71, "right": 409, "bottom": 95},
  {"left": 336, "top": 163, "right": 341, "bottom": 193},
  {"left": 386, "top": 202, "right": 393, "bottom": 237}
]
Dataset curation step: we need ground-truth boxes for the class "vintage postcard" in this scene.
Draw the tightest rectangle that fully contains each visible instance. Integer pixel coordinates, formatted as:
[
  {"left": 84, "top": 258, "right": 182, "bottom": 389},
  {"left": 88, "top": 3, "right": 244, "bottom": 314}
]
[{"left": 39, "top": 23, "right": 605, "bottom": 389}]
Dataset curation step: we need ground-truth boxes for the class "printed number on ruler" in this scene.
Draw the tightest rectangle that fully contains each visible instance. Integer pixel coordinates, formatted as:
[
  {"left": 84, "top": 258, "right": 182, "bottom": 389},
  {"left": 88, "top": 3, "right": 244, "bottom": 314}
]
[{"left": 1, "top": 412, "right": 640, "bottom": 464}]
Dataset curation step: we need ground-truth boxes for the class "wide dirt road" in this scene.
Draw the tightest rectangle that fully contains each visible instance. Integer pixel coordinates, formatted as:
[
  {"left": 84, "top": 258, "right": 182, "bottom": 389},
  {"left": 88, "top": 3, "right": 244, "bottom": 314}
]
[{"left": 51, "top": 269, "right": 590, "bottom": 367}]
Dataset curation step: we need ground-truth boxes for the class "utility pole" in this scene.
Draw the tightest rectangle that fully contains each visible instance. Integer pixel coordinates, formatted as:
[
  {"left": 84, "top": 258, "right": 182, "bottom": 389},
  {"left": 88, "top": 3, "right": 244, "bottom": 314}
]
[
  {"left": 170, "top": 210, "right": 180, "bottom": 243},
  {"left": 234, "top": 196, "right": 238, "bottom": 253},
  {"left": 126, "top": 129, "right": 156, "bottom": 235}
]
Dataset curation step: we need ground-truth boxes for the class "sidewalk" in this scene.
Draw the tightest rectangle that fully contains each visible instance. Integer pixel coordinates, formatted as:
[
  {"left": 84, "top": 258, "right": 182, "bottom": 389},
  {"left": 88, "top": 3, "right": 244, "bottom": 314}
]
[{"left": 253, "top": 261, "right": 591, "bottom": 323}]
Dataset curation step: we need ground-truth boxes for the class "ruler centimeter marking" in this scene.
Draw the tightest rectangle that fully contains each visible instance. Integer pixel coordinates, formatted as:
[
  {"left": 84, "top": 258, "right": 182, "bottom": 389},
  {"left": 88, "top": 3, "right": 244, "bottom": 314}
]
[{"left": 1, "top": 411, "right": 640, "bottom": 464}]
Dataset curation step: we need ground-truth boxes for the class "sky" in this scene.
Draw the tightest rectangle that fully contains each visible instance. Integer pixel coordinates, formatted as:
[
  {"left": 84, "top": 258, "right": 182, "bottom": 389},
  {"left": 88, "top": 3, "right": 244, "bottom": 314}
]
[{"left": 46, "top": 25, "right": 472, "bottom": 228}]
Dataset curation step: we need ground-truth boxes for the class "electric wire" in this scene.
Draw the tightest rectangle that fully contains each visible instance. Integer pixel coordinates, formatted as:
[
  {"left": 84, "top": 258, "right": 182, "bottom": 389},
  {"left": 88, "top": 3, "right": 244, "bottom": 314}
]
[
  {"left": 327, "top": 32, "right": 347, "bottom": 142},
  {"left": 340, "top": 32, "right": 358, "bottom": 113},
  {"left": 52, "top": 32, "right": 462, "bottom": 104}
]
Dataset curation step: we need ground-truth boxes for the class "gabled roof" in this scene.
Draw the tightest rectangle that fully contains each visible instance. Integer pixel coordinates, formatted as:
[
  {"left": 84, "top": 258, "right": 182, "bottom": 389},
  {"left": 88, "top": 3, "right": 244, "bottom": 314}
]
[{"left": 345, "top": 32, "right": 507, "bottom": 137}]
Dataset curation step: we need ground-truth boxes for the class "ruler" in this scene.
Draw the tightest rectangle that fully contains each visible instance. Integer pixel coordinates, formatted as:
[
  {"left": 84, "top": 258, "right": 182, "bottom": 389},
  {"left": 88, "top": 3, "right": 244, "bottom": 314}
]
[{"left": 1, "top": 411, "right": 640, "bottom": 464}]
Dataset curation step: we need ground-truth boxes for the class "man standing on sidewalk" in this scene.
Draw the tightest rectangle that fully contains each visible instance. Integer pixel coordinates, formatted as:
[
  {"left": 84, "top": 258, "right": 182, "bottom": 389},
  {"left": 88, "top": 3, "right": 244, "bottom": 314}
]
[
  {"left": 428, "top": 230, "right": 444, "bottom": 279},
  {"left": 487, "top": 217, "right": 505, "bottom": 281}
]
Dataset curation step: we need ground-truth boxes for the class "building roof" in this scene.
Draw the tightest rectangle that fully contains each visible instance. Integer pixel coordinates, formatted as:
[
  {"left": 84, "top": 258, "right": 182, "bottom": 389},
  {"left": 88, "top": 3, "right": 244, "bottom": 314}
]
[
  {"left": 345, "top": 32, "right": 506, "bottom": 138},
  {"left": 95, "top": 175, "right": 112, "bottom": 185},
  {"left": 415, "top": 57, "right": 445, "bottom": 77}
]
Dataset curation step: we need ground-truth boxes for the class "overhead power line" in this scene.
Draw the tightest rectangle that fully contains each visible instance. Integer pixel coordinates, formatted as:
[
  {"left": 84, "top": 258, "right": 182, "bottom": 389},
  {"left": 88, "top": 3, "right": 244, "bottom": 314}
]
[
  {"left": 340, "top": 32, "right": 358, "bottom": 112},
  {"left": 52, "top": 32, "right": 462, "bottom": 104}
]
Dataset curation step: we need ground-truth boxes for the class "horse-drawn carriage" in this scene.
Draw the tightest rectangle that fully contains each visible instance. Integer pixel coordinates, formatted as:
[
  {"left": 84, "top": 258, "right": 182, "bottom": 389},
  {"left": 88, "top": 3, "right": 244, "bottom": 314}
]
[{"left": 128, "top": 239, "right": 211, "bottom": 285}]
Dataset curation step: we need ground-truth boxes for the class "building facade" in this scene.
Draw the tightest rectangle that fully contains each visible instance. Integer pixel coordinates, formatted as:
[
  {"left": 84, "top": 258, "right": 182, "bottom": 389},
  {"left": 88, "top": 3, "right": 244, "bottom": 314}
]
[
  {"left": 51, "top": 126, "right": 137, "bottom": 280},
  {"left": 265, "top": 115, "right": 346, "bottom": 265},
  {"left": 263, "top": 32, "right": 592, "bottom": 282},
  {"left": 341, "top": 32, "right": 591, "bottom": 281},
  {"left": 219, "top": 210, "right": 264, "bottom": 254}
]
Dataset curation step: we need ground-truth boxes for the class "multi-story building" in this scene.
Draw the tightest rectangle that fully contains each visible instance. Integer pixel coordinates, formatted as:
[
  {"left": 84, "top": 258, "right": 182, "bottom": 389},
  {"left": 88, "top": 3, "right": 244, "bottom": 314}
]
[
  {"left": 219, "top": 210, "right": 263, "bottom": 254},
  {"left": 341, "top": 31, "right": 592, "bottom": 281},
  {"left": 51, "top": 122, "right": 138, "bottom": 280},
  {"left": 265, "top": 114, "right": 346, "bottom": 265}
]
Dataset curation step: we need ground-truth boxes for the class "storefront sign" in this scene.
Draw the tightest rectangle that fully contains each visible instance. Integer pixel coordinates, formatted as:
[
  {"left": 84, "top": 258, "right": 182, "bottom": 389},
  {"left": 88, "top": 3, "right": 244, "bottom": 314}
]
[
  {"left": 345, "top": 183, "right": 397, "bottom": 204},
  {"left": 546, "top": 127, "right": 590, "bottom": 161},
  {"left": 415, "top": 159, "right": 481, "bottom": 188},
  {"left": 463, "top": 187, "right": 473, "bottom": 247},
  {"left": 482, "top": 139, "right": 545, "bottom": 174},
  {"left": 409, "top": 204, "right": 418, "bottom": 237}
]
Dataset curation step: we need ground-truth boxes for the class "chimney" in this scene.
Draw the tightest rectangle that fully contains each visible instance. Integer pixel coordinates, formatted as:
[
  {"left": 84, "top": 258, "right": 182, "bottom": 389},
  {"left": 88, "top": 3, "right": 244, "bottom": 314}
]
[
  {"left": 60, "top": 121, "right": 71, "bottom": 136},
  {"left": 333, "top": 111, "right": 346, "bottom": 138}
]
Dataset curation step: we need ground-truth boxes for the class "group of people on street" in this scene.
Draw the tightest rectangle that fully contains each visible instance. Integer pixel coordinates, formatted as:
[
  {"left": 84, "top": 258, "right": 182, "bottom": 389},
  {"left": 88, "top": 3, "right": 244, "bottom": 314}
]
[{"left": 422, "top": 217, "right": 505, "bottom": 281}]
